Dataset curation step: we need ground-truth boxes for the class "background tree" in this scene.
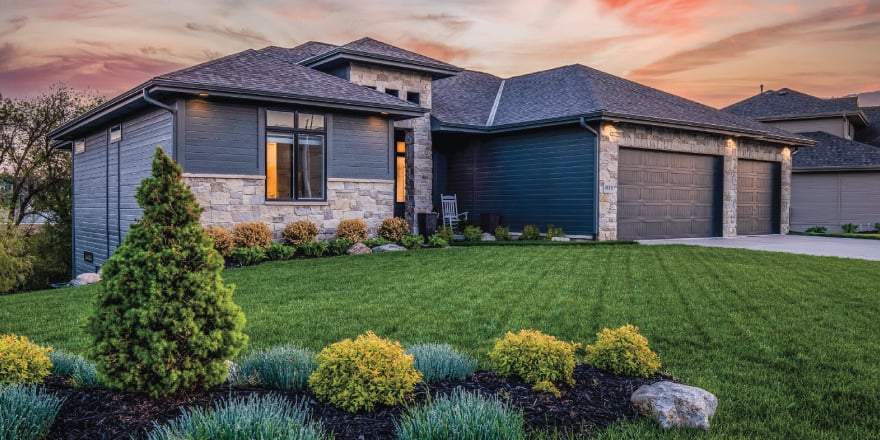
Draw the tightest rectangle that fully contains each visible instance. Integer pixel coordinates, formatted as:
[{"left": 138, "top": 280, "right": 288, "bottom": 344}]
[{"left": 88, "top": 147, "right": 247, "bottom": 397}]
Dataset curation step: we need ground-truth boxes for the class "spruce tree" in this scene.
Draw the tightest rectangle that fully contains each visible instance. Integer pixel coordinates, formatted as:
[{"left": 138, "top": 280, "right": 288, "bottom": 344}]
[{"left": 88, "top": 147, "right": 247, "bottom": 397}]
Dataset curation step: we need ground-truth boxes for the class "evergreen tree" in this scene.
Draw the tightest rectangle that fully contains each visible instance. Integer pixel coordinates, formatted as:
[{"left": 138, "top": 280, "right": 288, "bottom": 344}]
[{"left": 88, "top": 147, "right": 247, "bottom": 397}]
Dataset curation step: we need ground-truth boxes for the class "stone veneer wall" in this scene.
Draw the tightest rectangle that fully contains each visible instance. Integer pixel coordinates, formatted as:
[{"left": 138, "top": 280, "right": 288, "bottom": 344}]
[
  {"left": 185, "top": 174, "right": 393, "bottom": 239},
  {"left": 597, "top": 122, "right": 792, "bottom": 240},
  {"left": 348, "top": 62, "right": 433, "bottom": 231}
]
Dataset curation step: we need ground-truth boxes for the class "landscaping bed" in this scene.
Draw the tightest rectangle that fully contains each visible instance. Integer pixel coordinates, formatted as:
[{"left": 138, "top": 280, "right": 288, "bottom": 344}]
[{"left": 44, "top": 365, "right": 666, "bottom": 439}]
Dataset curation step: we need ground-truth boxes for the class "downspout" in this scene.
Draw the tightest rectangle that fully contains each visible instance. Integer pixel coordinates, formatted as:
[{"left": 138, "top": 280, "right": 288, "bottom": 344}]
[
  {"left": 580, "top": 117, "right": 600, "bottom": 240},
  {"left": 142, "top": 88, "right": 176, "bottom": 114}
]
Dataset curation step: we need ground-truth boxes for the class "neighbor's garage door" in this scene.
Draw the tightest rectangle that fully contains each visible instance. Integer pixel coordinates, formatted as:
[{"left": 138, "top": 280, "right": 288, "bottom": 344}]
[
  {"left": 791, "top": 171, "right": 880, "bottom": 232},
  {"left": 618, "top": 148, "right": 722, "bottom": 240},
  {"left": 737, "top": 160, "right": 781, "bottom": 235}
]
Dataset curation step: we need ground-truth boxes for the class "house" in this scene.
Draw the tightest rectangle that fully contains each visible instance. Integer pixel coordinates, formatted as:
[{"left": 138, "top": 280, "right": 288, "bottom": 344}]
[
  {"left": 724, "top": 89, "right": 880, "bottom": 232},
  {"left": 50, "top": 38, "right": 811, "bottom": 275}
]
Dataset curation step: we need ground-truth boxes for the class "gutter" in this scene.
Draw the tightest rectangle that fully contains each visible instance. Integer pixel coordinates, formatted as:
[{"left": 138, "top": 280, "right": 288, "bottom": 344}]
[
  {"left": 142, "top": 88, "right": 176, "bottom": 114},
  {"left": 580, "top": 117, "right": 601, "bottom": 240}
]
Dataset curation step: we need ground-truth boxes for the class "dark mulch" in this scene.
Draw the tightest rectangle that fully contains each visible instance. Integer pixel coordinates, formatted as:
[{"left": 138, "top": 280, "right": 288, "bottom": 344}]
[{"left": 43, "top": 365, "right": 669, "bottom": 439}]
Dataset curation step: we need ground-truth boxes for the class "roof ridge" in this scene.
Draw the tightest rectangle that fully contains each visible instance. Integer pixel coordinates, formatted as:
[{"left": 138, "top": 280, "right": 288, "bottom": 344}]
[
  {"left": 486, "top": 80, "right": 505, "bottom": 126},
  {"left": 157, "top": 49, "right": 258, "bottom": 80}
]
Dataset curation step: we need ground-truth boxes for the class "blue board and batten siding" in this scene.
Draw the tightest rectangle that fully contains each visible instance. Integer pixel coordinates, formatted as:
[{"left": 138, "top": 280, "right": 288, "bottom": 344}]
[
  {"left": 443, "top": 126, "right": 596, "bottom": 236},
  {"left": 331, "top": 114, "right": 392, "bottom": 180},
  {"left": 183, "top": 100, "right": 260, "bottom": 175},
  {"left": 73, "top": 108, "right": 173, "bottom": 275}
]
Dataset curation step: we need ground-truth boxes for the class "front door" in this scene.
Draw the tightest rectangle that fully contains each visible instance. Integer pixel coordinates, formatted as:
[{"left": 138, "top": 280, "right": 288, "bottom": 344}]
[{"left": 393, "top": 130, "right": 406, "bottom": 218}]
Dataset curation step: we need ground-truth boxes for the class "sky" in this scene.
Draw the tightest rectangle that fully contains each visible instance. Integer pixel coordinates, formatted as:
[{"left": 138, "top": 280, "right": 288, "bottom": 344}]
[{"left": 1, "top": 0, "right": 879, "bottom": 108}]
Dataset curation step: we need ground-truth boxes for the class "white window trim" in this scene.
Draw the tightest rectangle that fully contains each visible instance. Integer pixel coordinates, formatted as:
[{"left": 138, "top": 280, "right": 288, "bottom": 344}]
[
  {"left": 74, "top": 139, "right": 85, "bottom": 155},
  {"left": 109, "top": 125, "right": 122, "bottom": 143}
]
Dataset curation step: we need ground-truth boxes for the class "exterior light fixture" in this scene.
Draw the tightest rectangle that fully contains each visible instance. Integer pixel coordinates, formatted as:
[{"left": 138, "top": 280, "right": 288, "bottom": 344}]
[
  {"left": 380, "top": 111, "right": 389, "bottom": 115},
  {"left": 198, "top": 93, "right": 209, "bottom": 97}
]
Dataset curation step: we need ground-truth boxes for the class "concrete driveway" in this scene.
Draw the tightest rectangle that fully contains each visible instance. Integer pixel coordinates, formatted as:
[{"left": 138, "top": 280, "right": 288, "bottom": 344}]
[{"left": 639, "top": 235, "right": 880, "bottom": 261}]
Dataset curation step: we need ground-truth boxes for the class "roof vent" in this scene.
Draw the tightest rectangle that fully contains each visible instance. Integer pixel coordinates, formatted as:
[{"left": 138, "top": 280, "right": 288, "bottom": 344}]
[{"left": 777, "top": 90, "right": 789, "bottom": 96}]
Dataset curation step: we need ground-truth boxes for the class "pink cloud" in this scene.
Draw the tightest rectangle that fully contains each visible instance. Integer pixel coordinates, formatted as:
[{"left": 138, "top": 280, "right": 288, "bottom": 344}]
[
  {"left": 596, "top": 0, "right": 723, "bottom": 29},
  {"left": 184, "top": 22, "right": 272, "bottom": 45},
  {"left": 40, "top": 0, "right": 127, "bottom": 21},
  {"left": 0, "top": 16, "right": 29, "bottom": 37}
]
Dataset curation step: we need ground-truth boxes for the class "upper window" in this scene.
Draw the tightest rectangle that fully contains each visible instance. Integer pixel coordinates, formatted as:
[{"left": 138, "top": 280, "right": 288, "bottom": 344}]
[
  {"left": 385, "top": 88, "right": 399, "bottom": 98},
  {"left": 109, "top": 125, "right": 122, "bottom": 143},
  {"left": 266, "top": 110, "right": 326, "bottom": 201},
  {"left": 406, "top": 92, "right": 420, "bottom": 105},
  {"left": 74, "top": 139, "right": 85, "bottom": 155}
]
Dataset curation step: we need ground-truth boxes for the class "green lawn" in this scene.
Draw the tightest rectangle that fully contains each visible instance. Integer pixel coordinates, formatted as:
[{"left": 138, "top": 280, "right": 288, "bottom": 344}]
[{"left": 2, "top": 245, "right": 879, "bottom": 438}]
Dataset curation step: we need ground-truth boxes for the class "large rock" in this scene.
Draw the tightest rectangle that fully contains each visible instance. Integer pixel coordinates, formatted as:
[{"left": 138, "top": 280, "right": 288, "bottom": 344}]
[
  {"left": 347, "top": 242, "right": 372, "bottom": 255},
  {"left": 631, "top": 381, "right": 718, "bottom": 430},
  {"left": 372, "top": 243, "right": 406, "bottom": 253},
  {"left": 76, "top": 272, "right": 101, "bottom": 284},
  {"left": 481, "top": 233, "right": 496, "bottom": 241}
]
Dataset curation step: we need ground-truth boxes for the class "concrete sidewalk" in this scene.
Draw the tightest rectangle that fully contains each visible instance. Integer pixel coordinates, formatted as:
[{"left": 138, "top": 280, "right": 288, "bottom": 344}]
[{"left": 639, "top": 235, "right": 880, "bottom": 261}]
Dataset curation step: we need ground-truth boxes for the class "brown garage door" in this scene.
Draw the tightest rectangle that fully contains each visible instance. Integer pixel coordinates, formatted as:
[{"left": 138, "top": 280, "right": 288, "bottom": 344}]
[
  {"left": 737, "top": 160, "right": 781, "bottom": 235},
  {"left": 618, "top": 149, "right": 722, "bottom": 239}
]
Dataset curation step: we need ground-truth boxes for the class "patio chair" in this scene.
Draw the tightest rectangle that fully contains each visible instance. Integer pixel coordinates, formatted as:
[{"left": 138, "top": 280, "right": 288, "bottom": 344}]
[{"left": 440, "top": 194, "right": 468, "bottom": 229}]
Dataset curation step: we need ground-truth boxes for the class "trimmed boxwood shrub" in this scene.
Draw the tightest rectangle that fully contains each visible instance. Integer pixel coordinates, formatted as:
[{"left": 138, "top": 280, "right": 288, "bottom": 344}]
[
  {"left": 520, "top": 225, "right": 541, "bottom": 240},
  {"left": 0, "top": 334, "right": 52, "bottom": 385},
  {"left": 282, "top": 220, "right": 319, "bottom": 246},
  {"left": 233, "top": 222, "right": 273, "bottom": 250},
  {"left": 488, "top": 330, "right": 579, "bottom": 397},
  {"left": 204, "top": 226, "right": 234, "bottom": 257},
  {"left": 584, "top": 324, "right": 661, "bottom": 378},
  {"left": 87, "top": 147, "right": 247, "bottom": 397},
  {"left": 379, "top": 217, "right": 410, "bottom": 242},
  {"left": 335, "top": 219, "right": 368, "bottom": 242}
]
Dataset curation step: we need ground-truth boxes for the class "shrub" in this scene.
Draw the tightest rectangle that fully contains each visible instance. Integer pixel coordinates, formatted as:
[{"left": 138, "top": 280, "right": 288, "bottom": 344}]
[
  {"left": 21, "top": 222, "right": 71, "bottom": 291},
  {"left": 487, "top": 330, "right": 579, "bottom": 397},
  {"left": 328, "top": 237, "right": 355, "bottom": 256},
  {"left": 232, "top": 222, "right": 273, "bottom": 250},
  {"left": 407, "top": 343, "right": 477, "bottom": 382},
  {"left": 584, "top": 324, "right": 661, "bottom": 378},
  {"left": 0, "top": 334, "right": 52, "bottom": 385},
  {"left": 805, "top": 226, "right": 828, "bottom": 234},
  {"left": 379, "top": 217, "right": 411, "bottom": 242},
  {"left": 841, "top": 223, "right": 859, "bottom": 234},
  {"left": 300, "top": 240, "right": 329, "bottom": 258},
  {"left": 147, "top": 394, "right": 329, "bottom": 440},
  {"left": 49, "top": 350, "right": 100, "bottom": 388},
  {"left": 395, "top": 388, "right": 525, "bottom": 440},
  {"left": 494, "top": 226, "right": 511, "bottom": 241},
  {"left": 265, "top": 242, "right": 297, "bottom": 261},
  {"left": 309, "top": 331, "right": 422, "bottom": 413},
  {"left": 400, "top": 234, "right": 424, "bottom": 250},
  {"left": 335, "top": 218, "right": 368, "bottom": 242},
  {"left": 463, "top": 225, "right": 483, "bottom": 242},
  {"left": 363, "top": 237, "right": 391, "bottom": 248},
  {"left": 437, "top": 226, "right": 455, "bottom": 243},
  {"left": 232, "top": 345, "right": 317, "bottom": 390},
  {"left": 282, "top": 220, "right": 319, "bottom": 246},
  {"left": 546, "top": 224, "right": 565, "bottom": 239},
  {"left": 87, "top": 148, "right": 247, "bottom": 398},
  {"left": 875, "top": 223, "right": 880, "bottom": 233},
  {"left": 204, "top": 226, "right": 234, "bottom": 257},
  {"left": 427, "top": 235, "right": 448, "bottom": 248},
  {"left": 0, "top": 385, "right": 64, "bottom": 440},
  {"left": 520, "top": 225, "right": 541, "bottom": 240},
  {"left": 0, "top": 226, "right": 33, "bottom": 294},
  {"left": 229, "top": 246, "right": 267, "bottom": 266}
]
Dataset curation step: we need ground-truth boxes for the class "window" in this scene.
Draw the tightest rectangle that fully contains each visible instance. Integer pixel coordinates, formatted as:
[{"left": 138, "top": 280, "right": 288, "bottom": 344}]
[
  {"left": 109, "top": 125, "right": 121, "bottom": 143},
  {"left": 395, "top": 141, "right": 406, "bottom": 203},
  {"left": 406, "top": 92, "right": 420, "bottom": 105},
  {"left": 266, "top": 110, "right": 326, "bottom": 201},
  {"left": 385, "top": 88, "right": 399, "bottom": 98},
  {"left": 74, "top": 139, "right": 85, "bottom": 155}
]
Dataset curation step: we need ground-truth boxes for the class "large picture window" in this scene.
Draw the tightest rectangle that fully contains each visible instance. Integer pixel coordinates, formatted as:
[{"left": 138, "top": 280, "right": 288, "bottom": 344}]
[{"left": 266, "top": 110, "right": 326, "bottom": 201}]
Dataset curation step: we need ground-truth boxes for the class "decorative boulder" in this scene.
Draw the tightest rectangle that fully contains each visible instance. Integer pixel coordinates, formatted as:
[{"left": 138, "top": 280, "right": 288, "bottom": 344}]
[
  {"left": 372, "top": 243, "right": 406, "bottom": 253},
  {"left": 631, "top": 381, "right": 718, "bottom": 430},
  {"left": 347, "top": 242, "right": 372, "bottom": 255},
  {"left": 76, "top": 272, "right": 101, "bottom": 284},
  {"left": 551, "top": 236, "right": 571, "bottom": 242},
  {"left": 481, "top": 233, "right": 496, "bottom": 241}
]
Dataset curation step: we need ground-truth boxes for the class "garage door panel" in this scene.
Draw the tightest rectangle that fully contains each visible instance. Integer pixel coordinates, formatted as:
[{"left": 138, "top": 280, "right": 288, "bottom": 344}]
[
  {"left": 618, "top": 149, "right": 722, "bottom": 240},
  {"left": 737, "top": 160, "right": 780, "bottom": 235},
  {"left": 793, "top": 172, "right": 880, "bottom": 231}
]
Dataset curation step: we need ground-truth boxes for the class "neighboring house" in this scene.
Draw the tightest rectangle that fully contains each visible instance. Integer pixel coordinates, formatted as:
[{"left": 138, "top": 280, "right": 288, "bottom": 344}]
[
  {"left": 724, "top": 89, "right": 880, "bottom": 232},
  {"left": 51, "top": 38, "right": 810, "bottom": 275}
]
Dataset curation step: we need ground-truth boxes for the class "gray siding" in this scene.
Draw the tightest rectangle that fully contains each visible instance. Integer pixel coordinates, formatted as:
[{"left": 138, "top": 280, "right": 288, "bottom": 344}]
[
  {"left": 768, "top": 118, "right": 846, "bottom": 138},
  {"left": 791, "top": 171, "right": 880, "bottom": 232},
  {"left": 73, "top": 108, "right": 173, "bottom": 275},
  {"left": 330, "top": 114, "right": 391, "bottom": 180},
  {"left": 444, "top": 126, "right": 596, "bottom": 235},
  {"left": 184, "top": 100, "right": 259, "bottom": 175}
]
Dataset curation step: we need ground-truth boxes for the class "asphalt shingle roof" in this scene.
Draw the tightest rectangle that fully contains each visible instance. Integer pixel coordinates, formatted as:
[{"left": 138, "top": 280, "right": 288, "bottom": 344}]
[
  {"left": 723, "top": 88, "right": 861, "bottom": 120},
  {"left": 259, "top": 42, "right": 337, "bottom": 64},
  {"left": 339, "top": 38, "right": 460, "bottom": 72},
  {"left": 793, "top": 131, "right": 880, "bottom": 169},
  {"left": 433, "top": 64, "right": 808, "bottom": 143},
  {"left": 856, "top": 106, "right": 880, "bottom": 148},
  {"left": 158, "top": 49, "right": 421, "bottom": 110}
]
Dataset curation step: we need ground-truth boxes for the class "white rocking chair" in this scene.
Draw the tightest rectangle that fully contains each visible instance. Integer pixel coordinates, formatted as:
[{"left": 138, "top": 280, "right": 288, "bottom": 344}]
[{"left": 440, "top": 194, "right": 469, "bottom": 229}]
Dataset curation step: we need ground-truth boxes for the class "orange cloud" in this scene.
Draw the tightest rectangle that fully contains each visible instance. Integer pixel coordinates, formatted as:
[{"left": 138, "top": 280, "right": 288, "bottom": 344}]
[
  {"left": 596, "top": 0, "right": 720, "bottom": 29},
  {"left": 40, "top": 0, "right": 127, "bottom": 21},
  {"left": 397, "top": 38, "right": 475, "bottom": 64}
]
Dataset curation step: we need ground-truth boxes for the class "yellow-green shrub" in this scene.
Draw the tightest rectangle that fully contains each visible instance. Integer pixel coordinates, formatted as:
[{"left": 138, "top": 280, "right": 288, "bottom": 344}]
[
  {"left": 281, "top": 220, "right": 319, "bottom": 246},
  {"left": 0, "top": 334, "right": 53, "bottom": 385},
  {"left": 232, "top": 222, "right": 273, "bottom": 250},
  {"left": 378, "top": 217, "right": 410, "bottom": 243},
  {"left": 204, "top": 226, "right": 234, "bottom": 257},
  {"left": 335, "top": 219, "right": 367, "bottom": 242},
  {"left": 487, "top": 329, "right": 579, "bottom": 397},
  {"left": 584, "top": 324, "right": 661, "bottom": 378},
  {"left": 308, "top": 331, "right": 422, "bottom": 413}
]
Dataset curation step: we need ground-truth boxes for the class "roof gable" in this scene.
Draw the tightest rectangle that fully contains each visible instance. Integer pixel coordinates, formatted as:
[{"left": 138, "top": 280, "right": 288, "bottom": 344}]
[
  {"left": 299, "top": 37, "right": 461, "bottom": 79},
  {"left": 856, "top": 106, "right": 880, "bottom": 148},
  {"left": 723, "top": 88, "right": 864, "bottom": 121}
]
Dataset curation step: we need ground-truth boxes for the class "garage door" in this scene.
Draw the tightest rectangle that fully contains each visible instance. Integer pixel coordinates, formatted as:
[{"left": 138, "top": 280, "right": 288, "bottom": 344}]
[
  {"left": 791, "top": 171, "right": 880, "bottom": 232},
  {"left": 737, "top": 160, "right": 781, "bottom": 235},
  {"left": 618, "top": 149, "right": 722, "bottom": 239}
]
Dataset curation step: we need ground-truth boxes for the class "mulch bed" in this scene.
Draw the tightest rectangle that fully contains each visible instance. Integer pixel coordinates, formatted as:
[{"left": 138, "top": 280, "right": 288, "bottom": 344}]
[{"left": 43, "top": 365, "right": 669, "bottom": 439}]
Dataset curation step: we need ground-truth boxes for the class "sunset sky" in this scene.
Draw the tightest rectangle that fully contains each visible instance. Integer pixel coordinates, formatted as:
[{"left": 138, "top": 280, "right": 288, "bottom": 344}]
[{"left": 1, "top": 0, "right": 878, "bottom": 108}]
